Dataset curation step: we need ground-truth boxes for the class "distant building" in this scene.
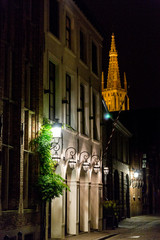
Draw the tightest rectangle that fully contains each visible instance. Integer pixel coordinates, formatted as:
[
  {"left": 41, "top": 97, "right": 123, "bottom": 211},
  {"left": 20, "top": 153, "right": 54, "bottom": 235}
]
[
  {"left": 102, "top": 104, "right": 132, "bottom": 228},
  {"left": 120, "top": 109, "right": 160, "bottom": 216},
  {"left": 102, "top": 33, "right": 129, "bottom": 112}
]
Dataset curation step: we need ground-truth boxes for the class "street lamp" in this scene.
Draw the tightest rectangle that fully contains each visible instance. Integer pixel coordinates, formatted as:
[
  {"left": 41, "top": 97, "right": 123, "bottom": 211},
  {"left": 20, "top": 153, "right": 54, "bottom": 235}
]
[
  {"left": 131, "top": 169, "right": 144, "bottom": 188},
  {"left": 64, "top": 147, "right": 77, "bottom": 169},
  {"left": 51, "top": 122, "right": 62, "bottom": 138},
  {"left": 133, "top": 171, "right": 139, "bottom": 179},
  {"left": 92, "top": 155, "right": 100, "bottom": 174},
  {"left": 51, "top": 122, "right": 62, "bottom": 164},
  {"left": 103, "top": 166, "right": 109, "bottom": 175},
  {"left": 79, "top": 151, "right": 90, "bottom": 172}
]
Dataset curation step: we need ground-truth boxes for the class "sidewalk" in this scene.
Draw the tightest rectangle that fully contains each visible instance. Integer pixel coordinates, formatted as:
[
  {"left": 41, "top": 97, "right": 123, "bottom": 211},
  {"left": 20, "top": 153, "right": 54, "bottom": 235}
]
[
  {"left": 65, "top": 215, "right": 160, "bottom": 240},
  {"left": 65, "top": 230, "right": 119, "bottom": 240}
]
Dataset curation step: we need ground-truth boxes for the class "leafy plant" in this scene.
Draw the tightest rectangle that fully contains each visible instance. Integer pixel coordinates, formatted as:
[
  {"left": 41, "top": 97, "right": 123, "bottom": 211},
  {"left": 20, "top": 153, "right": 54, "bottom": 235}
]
[
  {"left": 103, "top": 200, "right": 119, "bottom": 219},
  {"left": 32, "top": 118, "right": 69, "bottom": 202}
]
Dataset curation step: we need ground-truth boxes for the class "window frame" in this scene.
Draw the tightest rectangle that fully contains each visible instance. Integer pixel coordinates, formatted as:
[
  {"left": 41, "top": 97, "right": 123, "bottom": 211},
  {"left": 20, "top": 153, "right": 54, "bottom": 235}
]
[
  {"left": 49, "top": 61, "right": 56, "bottom": 121},
  {"left": 49, "top": 0, "right": 59, "bottom": 38},
  {"left": 66, "top": 15, "right": 71, "bottom": 49},
  {"left": 80, "top": 84, "right": 85, "bottom": 134},
  {"left": 92, "top": 41, "right": 98, "bottom": 75},
  {"left": 66, "top": 74, "right": 71, "bottom": 125}
]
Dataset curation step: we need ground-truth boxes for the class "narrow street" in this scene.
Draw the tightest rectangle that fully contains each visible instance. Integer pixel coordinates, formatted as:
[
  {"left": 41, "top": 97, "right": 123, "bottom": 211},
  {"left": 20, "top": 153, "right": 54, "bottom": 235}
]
[
  {"left": 105, "top": 215, "right": 160, "bottom": 240},
  {"left": 66, "top": 215, "right": 160, "bottom": 240}
]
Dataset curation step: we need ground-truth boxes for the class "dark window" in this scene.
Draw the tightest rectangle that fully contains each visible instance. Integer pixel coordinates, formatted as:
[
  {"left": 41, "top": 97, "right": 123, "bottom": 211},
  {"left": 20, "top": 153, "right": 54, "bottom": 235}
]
[
  {"left": 121, "top": 136, "right": 123, "bottom": 161},
  {"left": 4, "top": 47, "right": 9, "bottom": 98},
  {"left": 24, "top": 63, "right": 34, "bottom": 110},
  {"left": 49, "top": 0, "right": 59, "bottom": 38},
  {"left": 80, "top": 84, "right": 85, "bottom": 134},
  {"left": 114, "top": 170, "right": 120, "bottom": 202},
  {"left": 92, "top": 42, "right": 98, "bottom": 75},
  {"left": 121, "top": 172, "right": 124, "bottom": 216},
  {"left": 66, "top": 16, "right": 71, "bottom": 49},
  {"left": 49, "top": 61, "right": 56, "bottom": 121},
  {"left": 80, "top": 30, "right": 86, "bottom": 63},
  {"left": 66, "top": 74, "right": 71, "bottom": 125},
  {"left": 93, "top": 93, "right": 98, "bottom": 140},
  {"left": 24, "top": 233, "right": 34, "bottom": 240},
  {"left": 2, "top": 147, "right": 18, "bottom": 210}
]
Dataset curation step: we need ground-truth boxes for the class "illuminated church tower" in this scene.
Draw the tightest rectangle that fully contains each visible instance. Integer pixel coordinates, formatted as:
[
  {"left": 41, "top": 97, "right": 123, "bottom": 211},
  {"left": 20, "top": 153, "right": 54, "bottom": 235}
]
[{"left": 102, "top": 33, "right": 129, "bottom": 112}]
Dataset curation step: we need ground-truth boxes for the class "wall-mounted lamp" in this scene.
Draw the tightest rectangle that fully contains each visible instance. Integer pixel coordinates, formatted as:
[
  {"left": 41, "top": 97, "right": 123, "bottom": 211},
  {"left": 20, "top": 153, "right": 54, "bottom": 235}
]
[
  {"left": 50, "top": 121, "right": 62, "bottom": 164},
  {"left": 51, "top": 141, "right": 61, "bottom": 164},
  {"left": 79, "top": 151, "right": 90, "bottom": 172},
  {"left": 103, "top": 167, "right": 109, "bottom": 175},
  {"left": 133, "top": 171, "right": 139, "bottom": 179},
  {"left": 51, "top": 122, "right": 62, "bottom": 138},
  {"left": 130, "top": 169, "right": 143, "bottom": 188},
  {"left": 92, "top": 155, "right": 100, "bottom": 174},
  {"left": 64, "top": 147, "right": 77, "bottom": 169}
]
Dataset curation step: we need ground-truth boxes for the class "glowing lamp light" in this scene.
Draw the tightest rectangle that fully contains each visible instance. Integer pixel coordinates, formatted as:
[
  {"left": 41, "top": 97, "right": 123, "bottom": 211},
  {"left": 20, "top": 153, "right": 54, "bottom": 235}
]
[
  {"left": 51, "top": 122, "right": 62, "bottom": 138},
  {"left": 104, "top": 167, "right": 109, "bottom": 175},
  {"left": 52, "top": 152, "right": 60, "bottom": 164},
  {"left": 83, "top": 161, "right": 90, "bottom": 172},
  {"left": 68, "top": 159, "right": 77, "bottom": 169},
  {"left": 104, "top": 113, "right": 111, "bottom": 120},
  {"left": 93, "top": 164, "right": 100, "bottom": 174},
  {"left": 134, "top": 171, "right": 139, "bottom": 178}
]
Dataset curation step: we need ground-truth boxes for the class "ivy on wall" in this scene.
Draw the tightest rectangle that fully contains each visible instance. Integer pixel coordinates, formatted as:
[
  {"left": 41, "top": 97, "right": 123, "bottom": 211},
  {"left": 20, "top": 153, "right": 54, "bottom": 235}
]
[{"left": 32, "top": 119, "right": 69, "bottom": 202}]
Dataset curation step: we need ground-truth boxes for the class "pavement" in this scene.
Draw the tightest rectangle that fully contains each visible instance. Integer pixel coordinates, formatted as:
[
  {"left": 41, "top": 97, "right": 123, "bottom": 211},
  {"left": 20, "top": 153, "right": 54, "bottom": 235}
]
[{"left": 65, "top": 215, "right": 160, "bottom": 240}]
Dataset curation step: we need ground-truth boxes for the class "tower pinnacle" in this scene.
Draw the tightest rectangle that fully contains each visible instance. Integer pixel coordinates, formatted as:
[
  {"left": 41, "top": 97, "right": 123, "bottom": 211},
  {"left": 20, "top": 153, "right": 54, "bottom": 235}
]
[
  {"left": 107, "top": 33, "right": 121, "bottom": 89},
  {"left": 102, "top": 33, "right": 130, "bottom": 112}
]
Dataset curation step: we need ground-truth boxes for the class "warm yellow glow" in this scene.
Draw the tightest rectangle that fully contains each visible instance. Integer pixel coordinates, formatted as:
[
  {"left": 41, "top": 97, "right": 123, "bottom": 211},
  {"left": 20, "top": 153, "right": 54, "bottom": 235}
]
[{"left": 102, "top": 33, "right": 129, "bottom": 112}]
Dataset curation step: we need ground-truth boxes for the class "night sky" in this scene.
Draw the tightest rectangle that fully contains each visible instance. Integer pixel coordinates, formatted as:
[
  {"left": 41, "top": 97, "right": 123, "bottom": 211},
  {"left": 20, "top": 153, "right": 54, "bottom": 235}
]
[{"left": 79, "top": 0, "right": 160, "bottom": 110}]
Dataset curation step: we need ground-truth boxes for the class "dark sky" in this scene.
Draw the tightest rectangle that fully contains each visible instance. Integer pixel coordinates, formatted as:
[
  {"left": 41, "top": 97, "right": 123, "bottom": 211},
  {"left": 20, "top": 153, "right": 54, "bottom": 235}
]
[{"left": 79, "top": 0, "right": 160, "bottom": 110}]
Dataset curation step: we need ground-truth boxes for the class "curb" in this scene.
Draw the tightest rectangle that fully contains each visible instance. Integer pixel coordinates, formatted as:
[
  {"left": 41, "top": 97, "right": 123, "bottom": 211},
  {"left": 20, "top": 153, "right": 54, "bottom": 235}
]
[{"left": 97, "top": 233, "right": 118, "bottom": 240}]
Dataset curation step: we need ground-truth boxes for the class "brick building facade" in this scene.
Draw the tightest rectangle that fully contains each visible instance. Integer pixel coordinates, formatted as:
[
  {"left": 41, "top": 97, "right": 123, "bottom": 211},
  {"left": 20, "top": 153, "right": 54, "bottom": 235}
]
[{"left": 0, "top": 1, "right": 44, "bottom": 239}]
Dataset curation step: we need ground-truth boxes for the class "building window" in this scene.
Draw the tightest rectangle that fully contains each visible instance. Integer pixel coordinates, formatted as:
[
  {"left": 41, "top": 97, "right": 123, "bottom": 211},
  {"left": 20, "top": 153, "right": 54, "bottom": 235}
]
[
  {"left": 49, "top": 61, "right": 56, "bottom": 121},
  {"left": 66, "top": 15, "right": 71, "bottom": 49},
  {"left": 66, "top": 74, "right": 71, "bottom": 125},
  {"left": 24, "top": 62, "right": 34, "bottom": 110},
  {"left": 92, "top": 41, "right": 98, "bottom": 75},
  {"left": 80, "top": 30, "right": 86, "bottom": 63},
  {"left": 23, "top": 152, "right": 35, "bottom": 209},
  {"left": 93, "top": 93, "right": 98, "bottom": 140},
  {"left": 2, "top": 147, "right": 18, "bottom": 210},
  {"left": 80, "top": 84, "right": 85, "bottom": 134},
  {"left": 49, "top": 0, "right": 59, "bottom": 38}
]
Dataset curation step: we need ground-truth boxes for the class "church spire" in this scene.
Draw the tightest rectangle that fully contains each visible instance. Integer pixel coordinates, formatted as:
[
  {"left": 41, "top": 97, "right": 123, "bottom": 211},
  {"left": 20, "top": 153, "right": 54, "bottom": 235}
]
[
  {"left": 110, "top": 33, "right": 117, "bottom": 54},
  {"left": 102, "top": 33, "right": 130, "bottom": 112},
  {"left": 107, "top": 33, "right": 121, "bottom": 89}
]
